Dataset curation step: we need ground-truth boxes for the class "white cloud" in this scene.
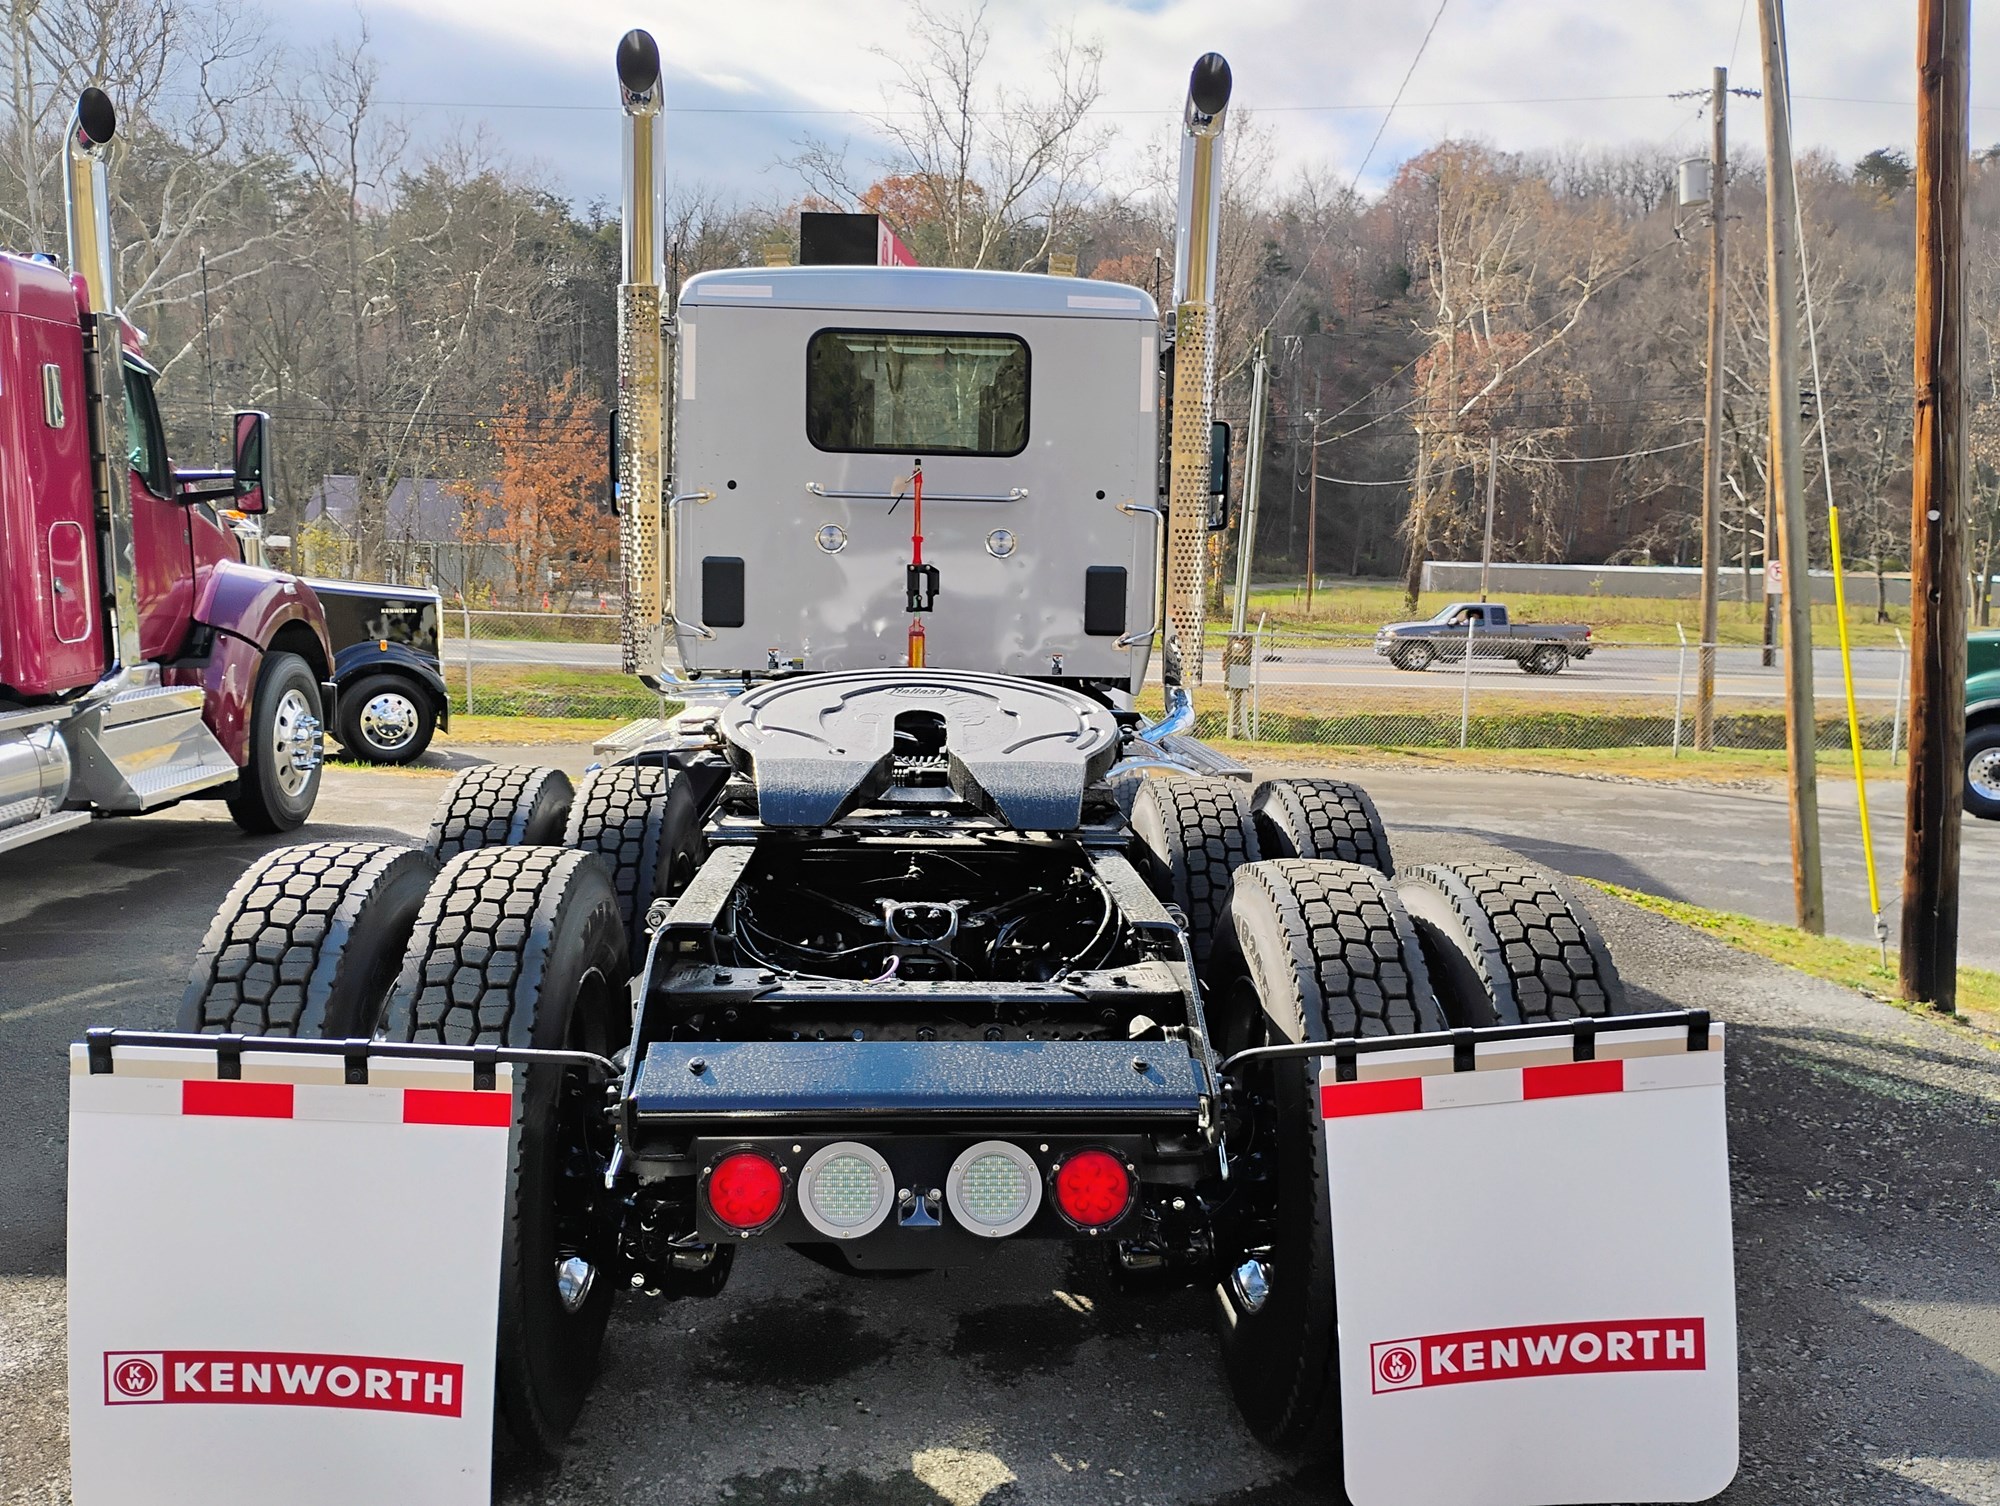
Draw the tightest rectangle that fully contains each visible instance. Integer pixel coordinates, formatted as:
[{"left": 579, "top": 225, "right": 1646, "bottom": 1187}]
[{"left": 289, "top": 0, "right": 2000, "bottom": 206}]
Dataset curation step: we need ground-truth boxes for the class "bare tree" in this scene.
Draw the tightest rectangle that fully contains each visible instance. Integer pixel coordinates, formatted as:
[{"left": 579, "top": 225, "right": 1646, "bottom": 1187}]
[{"left": 791, "top": 0, "right": 1109, "bottom": 270}]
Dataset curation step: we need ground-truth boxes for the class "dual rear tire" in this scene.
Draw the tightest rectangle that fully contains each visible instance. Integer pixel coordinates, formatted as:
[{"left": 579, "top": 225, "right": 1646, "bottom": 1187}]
[
  {"left": 382, "top": 845, "right": 628, "bottom": 1458},
  {"left": 1208, "top": 850, "right": 1632, "bottom": 1467},
  {"left": 181, "top": 788, "right": 633, "bottom": 1461}
]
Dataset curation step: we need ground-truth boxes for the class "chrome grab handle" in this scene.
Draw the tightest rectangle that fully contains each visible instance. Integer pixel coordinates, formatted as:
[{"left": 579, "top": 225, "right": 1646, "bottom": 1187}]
[
  {"left": 1117, "top": 501, "right": 1164, "bottom": 648},
  {"left": 668, "top": 493, "right": 716, "bottom": 637},
  {"left": 806, "top": 482, "right": 1028, "bottom": 503}
]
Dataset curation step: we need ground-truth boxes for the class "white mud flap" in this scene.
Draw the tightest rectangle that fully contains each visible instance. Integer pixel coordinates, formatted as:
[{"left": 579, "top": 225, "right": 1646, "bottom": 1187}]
[
  {"left": 1324, "top": 1018, "right": 1737, "bottom": 1506},
  {"left": 67, "top": 1042, "right": 512, "bottom": 1506}
]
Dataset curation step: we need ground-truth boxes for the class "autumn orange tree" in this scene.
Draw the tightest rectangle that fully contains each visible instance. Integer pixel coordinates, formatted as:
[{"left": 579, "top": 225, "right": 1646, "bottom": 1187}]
[{"left": 478, "top": 373, "right": 613, "bottom": 607}]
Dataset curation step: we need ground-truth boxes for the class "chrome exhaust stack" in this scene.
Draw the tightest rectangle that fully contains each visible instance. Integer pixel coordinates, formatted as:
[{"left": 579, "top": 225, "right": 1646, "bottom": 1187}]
[
  {"left": 63, "top": 87, "right": 141, "bottom": 676},
  {"left": 616, "top": 30, "right": 669, "bottom": 678},
  {"left": 1160, "top": 53, "right": 1231, "bottom": 694}
]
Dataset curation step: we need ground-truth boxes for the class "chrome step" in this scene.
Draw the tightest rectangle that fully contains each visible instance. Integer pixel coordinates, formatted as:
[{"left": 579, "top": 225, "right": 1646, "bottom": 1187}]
[
  {"left": 65, "top": 683, "right": 238, "bottom": 812},
  {"left": 0, "top": 807, "right": 91, "bottom": 855}
]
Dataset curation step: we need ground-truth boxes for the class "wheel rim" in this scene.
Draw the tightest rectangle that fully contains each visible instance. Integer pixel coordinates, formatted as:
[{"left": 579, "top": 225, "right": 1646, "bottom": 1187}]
[
  {"left": 359, "top": 691, "right": 420, "bottom": 752},
  {"left": 1971, "top": 747, "right": 2000, "bottom": 802},
  {"left": 272, "top": 688, "right": 321, "bottom": 798}
]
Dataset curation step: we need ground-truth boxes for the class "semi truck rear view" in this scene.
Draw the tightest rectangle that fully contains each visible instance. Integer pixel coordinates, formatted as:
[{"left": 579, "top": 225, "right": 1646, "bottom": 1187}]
[
  {"left": 0, "top": 90, "right": 333, "bottom": 852},
  {"left": 60, "top": 34, "right": 1741, "bottom": 1506}
]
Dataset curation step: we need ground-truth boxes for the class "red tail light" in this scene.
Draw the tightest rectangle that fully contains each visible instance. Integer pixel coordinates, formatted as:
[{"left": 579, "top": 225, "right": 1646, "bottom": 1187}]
[
  {"left": 708, "top": 1151, "right": 785, "bottom": 1230},
  {"left": 1052, "top": 1149, "right": 1133, "bottom": 1229}
]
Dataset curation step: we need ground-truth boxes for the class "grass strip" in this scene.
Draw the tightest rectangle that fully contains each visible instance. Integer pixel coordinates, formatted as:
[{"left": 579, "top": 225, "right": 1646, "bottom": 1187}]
[{"left": 1583, "top": 879, "right": 2000, "bottom": 1032}]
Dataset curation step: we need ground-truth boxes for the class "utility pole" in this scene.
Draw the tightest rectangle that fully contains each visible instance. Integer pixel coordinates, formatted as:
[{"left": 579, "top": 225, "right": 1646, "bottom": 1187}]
[
  {"left": 1410, "top": 430, "right": 1430, "bottom": 610},
  {"left": 1286, "top": 343, "right": 1303, "bottom": 563},
  {"left": 1902, "top": 0, "right": 1970, "bottom": 1011},
  {"left": 1479, "top": 432, "right": 1498, "bottom": 601},
  {"left": 1303, "top": 409, "right": 1321, "bottom": 616},
  {"left": 1757, "top": 0, "right": 1824, "bottom": 933},
  {"left": 1231, "top": 333, "right": 1270, "bottom": 635},
  {"left": 1696, "top": 68, "right": 1727, "bottom": 751},
  {"left": 200, "top": 248, "right": 217, "bottom": 433},
  {"left": 1228, "top": 333, "right": 1270, "bottom": 738}
]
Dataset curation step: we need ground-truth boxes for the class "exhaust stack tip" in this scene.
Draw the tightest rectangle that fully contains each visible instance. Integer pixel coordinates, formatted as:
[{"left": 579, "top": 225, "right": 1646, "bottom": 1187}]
[
  {"left": 617, "top": 30, "right": 662, "bottom": 103},
  {"left": 1187, "top": 53, "right": 1231, "bottom": 121},
  {"left": 74, "top": 87, "right": 116, "bottom": 148}
]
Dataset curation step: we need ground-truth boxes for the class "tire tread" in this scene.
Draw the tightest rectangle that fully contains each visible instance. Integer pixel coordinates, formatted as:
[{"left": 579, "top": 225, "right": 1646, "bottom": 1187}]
[
  {"left": 1252, "top": 778, "right": 1392, "bottom": 873},
  {"left": 1399, "top": 862, "right": 1624, "bottom": 1021},
  {"left": 1130, "top": 776, "right": 1260, "bottom": 963},
  {"left": 179, "top": 841, "right": 436, "bottom": 1036},
  {"left": 426, "top": 764, "right": 574, "bottom": 863}
]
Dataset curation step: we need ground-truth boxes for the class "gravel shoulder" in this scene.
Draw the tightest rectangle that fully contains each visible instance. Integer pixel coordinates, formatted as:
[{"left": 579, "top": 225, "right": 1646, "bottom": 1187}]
[{"left": 1, "top": 755, "right": 1995, "bottom": 1505}]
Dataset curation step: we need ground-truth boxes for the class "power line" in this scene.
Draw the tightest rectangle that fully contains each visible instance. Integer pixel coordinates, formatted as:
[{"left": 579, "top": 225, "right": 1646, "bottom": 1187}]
[
  {"left": 150, "top": 86, "right": 1695, "bottom": 120},
  {"left": 1262, "top": 0, "right": 1452, "bottom": 336}
]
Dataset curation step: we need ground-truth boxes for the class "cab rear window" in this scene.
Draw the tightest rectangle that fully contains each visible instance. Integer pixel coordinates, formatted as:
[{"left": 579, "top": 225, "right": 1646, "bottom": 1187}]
[{"left": 806, "top": 329, "right": 1028, "bottom": 457}]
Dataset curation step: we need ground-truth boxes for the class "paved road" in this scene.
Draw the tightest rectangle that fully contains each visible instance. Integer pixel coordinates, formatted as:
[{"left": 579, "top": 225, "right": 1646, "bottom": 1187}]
[
  {"left": 2, "top": 750, "right": 1995, "bottom": 1504},
  {"left": 442, "top": 637, "right": 1909, "bottom": 704},
  {"left": 1277, "top": 760, "right": 2000, "bottom": 970}
]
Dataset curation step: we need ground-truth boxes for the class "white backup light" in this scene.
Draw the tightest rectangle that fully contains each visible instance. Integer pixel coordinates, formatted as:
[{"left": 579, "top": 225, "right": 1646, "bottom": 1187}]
[
  {"left": 945, "top": 1140, "right": 1042, "bottom": 1237},
  {"left": 798, "top": 1141, "right": 895, "bottom": 1239}
]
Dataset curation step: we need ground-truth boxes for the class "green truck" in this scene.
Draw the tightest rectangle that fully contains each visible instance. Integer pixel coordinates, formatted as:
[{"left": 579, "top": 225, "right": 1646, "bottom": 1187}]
[{"left": 1969, "top": 630, "right": 2000, "bottom": 820}]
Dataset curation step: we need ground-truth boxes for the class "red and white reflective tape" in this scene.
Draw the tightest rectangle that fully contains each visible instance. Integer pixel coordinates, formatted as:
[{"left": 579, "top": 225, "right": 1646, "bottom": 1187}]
[
  {"left": 68, "top": 1047, "right": 513, "bottom": 1128},
  {"left": 1320, "top": 1029, "right": 1724, "bottom": 1120}
]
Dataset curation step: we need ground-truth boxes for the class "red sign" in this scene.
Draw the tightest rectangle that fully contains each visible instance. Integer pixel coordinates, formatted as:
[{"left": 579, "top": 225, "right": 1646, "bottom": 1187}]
[
  {"left": 1370, "top": 1318, "right": 1705, "bottom": 1394},
  {"left": 103, "top": 1350, "right": 464, "bottom": 1417},
  {"left": 877, "top": 222, "right": 919, "bottom": 267}
]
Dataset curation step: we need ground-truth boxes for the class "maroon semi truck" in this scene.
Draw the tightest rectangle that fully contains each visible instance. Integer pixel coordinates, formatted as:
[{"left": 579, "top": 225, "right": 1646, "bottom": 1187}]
[{"left": 0, "top": 89, "right": 332, "bottom": 855}]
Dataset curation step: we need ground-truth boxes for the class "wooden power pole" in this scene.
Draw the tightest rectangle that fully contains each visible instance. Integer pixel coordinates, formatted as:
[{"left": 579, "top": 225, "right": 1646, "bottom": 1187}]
[
  {"left": 1696, "top": 67, "right": 1728, "bottom": 751},
  {"left": 1902, "top": 0, "right": 1971, "bottom": 1010},
  {"left": 1756, "top": 0, "right": 1825, "bottom": 933}
]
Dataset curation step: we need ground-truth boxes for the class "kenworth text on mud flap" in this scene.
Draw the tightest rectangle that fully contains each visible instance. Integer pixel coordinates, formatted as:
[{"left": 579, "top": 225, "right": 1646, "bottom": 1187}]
[
  {"left": 66, "top": 34, "right": 1740, "bottom": 1506},
  {"left": 0, "top": 92, "right": 335, "bottom": 851}
]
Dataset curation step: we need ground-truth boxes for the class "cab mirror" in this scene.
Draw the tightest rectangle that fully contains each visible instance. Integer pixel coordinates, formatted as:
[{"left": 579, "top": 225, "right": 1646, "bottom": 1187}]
[
  {"left": 231, "top": 410, "right": 269, "bottom": 515},
  {"left": 1205, "top": 419, "right": 1232, "bottom": 531}
]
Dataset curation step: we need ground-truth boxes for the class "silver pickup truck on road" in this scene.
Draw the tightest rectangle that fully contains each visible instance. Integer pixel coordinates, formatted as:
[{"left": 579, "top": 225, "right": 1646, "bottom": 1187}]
[{"left": 1376, "top": 600, "right": 1595, "bottom": 673}]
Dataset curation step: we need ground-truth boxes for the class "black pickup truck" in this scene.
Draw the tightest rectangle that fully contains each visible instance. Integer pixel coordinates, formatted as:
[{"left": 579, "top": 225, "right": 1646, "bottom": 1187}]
[
  {"left": 307, "top": 579, "right": 449, "bottom": 762},
  {"left": 1375, "top": 601, "right": 1594, "bottom": 674}
]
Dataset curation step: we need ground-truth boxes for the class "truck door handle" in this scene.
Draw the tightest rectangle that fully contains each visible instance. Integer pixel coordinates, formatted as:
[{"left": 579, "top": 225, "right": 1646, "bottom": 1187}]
[{"left": 1116, "top": 501, "right": 1165, "bottom": 648}]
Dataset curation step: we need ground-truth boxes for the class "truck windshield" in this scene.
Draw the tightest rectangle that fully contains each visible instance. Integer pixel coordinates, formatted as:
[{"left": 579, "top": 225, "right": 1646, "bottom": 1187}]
[{"left": 807, "top": 329, "right": 1028, "bottom": 457}]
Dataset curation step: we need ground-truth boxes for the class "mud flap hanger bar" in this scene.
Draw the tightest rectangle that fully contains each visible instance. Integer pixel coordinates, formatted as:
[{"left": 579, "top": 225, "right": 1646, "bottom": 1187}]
[
  {"left": 81, "top": 1028, "right": 619, "bottom": 1090},
  {"left": 1217, "top": 1009, "right": 1711, "bottom": 1083}
]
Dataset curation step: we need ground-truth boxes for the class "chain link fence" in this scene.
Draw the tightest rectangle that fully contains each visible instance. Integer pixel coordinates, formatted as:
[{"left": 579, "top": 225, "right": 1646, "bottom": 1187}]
[
  {"left": 1206, "top": 626, "right": 1912, "bottom": 756},
  {"left": 438, "top": 609, "right": 1914, "bottom": 762},
  {"left": 438, "top": 609, "right": 668, "bottom": 721}
]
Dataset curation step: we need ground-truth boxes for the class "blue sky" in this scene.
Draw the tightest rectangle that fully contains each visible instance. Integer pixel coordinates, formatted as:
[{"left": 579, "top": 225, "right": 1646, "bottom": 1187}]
[{"left": 285, "top": 0, "right": 1998, "bottom": 211}]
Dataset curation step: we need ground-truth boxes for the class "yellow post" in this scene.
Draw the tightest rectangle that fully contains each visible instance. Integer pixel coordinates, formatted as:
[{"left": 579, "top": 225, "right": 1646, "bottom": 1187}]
[{"left": 1827, "top": 504, "right": 1887, "bottom": 958}]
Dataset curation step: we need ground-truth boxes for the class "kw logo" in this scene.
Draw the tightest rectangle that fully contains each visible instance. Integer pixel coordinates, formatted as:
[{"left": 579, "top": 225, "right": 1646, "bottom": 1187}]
[
  {"left": 103, "top": 1350, "right": 463, "bottom": 1417},
  {"left": 1370, "top": 1318, "right": 1706, "bottom": 1394}
]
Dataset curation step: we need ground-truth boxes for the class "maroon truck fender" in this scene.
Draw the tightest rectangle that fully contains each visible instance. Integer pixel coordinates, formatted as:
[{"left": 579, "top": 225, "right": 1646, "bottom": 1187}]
[{"left": 164, "top": 564, "right": 334, "bottom": 767}]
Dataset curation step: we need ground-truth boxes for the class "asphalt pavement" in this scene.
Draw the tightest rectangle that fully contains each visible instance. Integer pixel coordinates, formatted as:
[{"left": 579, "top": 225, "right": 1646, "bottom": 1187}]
[{"left": 1, "top": 748, "right": 1995, "bottom": 1504}]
